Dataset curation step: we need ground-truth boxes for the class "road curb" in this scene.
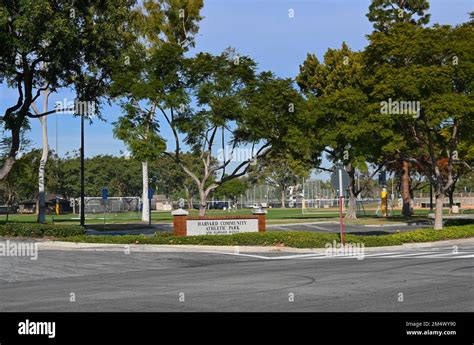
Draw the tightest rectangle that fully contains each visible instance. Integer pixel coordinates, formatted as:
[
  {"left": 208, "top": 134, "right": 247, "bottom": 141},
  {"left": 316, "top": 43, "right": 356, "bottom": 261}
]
[{"left": 33, "top": 237, "right": 474, "bottom": 254}]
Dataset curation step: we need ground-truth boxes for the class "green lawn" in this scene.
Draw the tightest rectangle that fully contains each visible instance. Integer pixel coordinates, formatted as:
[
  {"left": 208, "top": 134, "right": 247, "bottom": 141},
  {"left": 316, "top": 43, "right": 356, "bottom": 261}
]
[
  {"left": 2, "top": 208, "right": 335, "bottom": 224},
  {"left": 1, "top": 207, "right": 470, "bottom": 226}
]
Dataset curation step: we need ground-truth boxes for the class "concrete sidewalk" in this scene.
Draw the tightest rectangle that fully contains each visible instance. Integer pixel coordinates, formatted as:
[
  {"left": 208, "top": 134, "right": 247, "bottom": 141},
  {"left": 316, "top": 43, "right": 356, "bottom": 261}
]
[{"left": 33, "top": 237, "right": 474, "bottom": 254}]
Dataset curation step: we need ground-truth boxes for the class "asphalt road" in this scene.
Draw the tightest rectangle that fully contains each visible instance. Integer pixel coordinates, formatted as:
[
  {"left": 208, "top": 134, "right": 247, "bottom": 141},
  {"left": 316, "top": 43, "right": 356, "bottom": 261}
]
[
  {"left": 268, "top": 221, "right": 433, "bottom": 235},
  {"left": 0, "top": 240, "right": 472, "bottom": 312}
]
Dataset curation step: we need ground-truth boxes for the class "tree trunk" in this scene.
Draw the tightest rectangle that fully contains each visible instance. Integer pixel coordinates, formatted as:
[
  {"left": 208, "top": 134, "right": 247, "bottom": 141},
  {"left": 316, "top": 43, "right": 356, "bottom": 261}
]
[
  {"left": 401, "top": 160, "right": 412, "bottom": 217},
  {"left": 141, "top": 161, "right": 149, "bottom": 222},
  {"left": 0, "top": 119, "right": 21, "bottom": 180},
  {"left": 32, "top": 90, "right": 51, "bottom": 224},
  {"left": 0, "top": 157, "right": 16, "bottom": 180},
  {"left": 184, "top": 187, "right": 193, "bottom": 210},
  {"left": 199, "top": 191, "right": 207, "bottom": 216},
  {"left": 434, "top": 193, "right": 444, "bottom": 230},
  {"left": 280, "top": 189, "right": 286, "bottom": 209},
  {"left": 447, "top": 179, "right": 457, "bottom": 209},
  {"left": 37, "top": 116, "right": 48, "bottom": 223},
  {"left": 448, "top": 190, "right": 454, "bottom": 208},
  {"left": 345, "top": 165, "right": 357, "bottom": 220},
  {"left": 346, "top": 190, "right": 357, "bottom": 220}
]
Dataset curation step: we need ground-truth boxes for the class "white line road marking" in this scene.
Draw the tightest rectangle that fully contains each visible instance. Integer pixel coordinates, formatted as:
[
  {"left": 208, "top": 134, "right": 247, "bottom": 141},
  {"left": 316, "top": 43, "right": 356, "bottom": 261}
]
[
  {"left": 303, "top": 255, "right": 365, "bottom": 259},
  {"left": 455, "top": 254, "right": 474, "bottom": 258},
  {"left": 381, "top": 252, "right": 446, "bottom": 258},
  {"left": 203, "top": 250, "right": 474, "bottom": 260},
  {"left": 259, "top": 253, "right": 328, "bottom": 259},
  {"left": 302, "top": 224, "right": 331, "bottom": 231},
  {"left": 207, "top": 252, "right": 329, "bottom": 260},
  {"left": 268, "top": 226, "right": 292, "bottom": 231},
  {"left": 206, "top": 252, "right": 272, "bottom": 260},
  {"left": 351, "top": 252, "right": 400, "bottom": 257},
  {"left": 412, "top": 252, "right": 473, "bottom": 258}
]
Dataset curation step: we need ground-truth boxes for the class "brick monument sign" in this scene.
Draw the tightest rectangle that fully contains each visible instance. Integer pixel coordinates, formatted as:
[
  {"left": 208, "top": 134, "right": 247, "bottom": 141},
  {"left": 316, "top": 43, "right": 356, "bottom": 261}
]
[{"left": 172, "top": 208, "right": 266, "bottom": 236}]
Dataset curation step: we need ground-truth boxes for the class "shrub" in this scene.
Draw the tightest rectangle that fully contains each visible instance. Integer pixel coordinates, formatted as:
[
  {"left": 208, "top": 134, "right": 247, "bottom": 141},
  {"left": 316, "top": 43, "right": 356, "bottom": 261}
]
[
  {"left": 444, "top": 219, "right": 474, "bottom": 226},
  {"left": 62, "top": 224, "right": 474, "bottom": 248},
  {"left": 0, "top": 223, "right": 85, "bottom": 238}
]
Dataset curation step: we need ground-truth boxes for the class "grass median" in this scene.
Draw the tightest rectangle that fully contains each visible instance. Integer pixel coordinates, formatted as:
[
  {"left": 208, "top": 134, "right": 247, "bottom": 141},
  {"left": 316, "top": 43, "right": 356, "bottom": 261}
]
[{"left": 60, "top": 224, "right": 474, "bottom": 248}]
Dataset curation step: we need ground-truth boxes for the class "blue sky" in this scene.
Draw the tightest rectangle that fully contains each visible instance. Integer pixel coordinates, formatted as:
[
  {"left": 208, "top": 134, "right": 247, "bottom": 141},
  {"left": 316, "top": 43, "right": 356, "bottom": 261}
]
[{"left": 1, "top": 0, "right": 472, "bottom": 166}]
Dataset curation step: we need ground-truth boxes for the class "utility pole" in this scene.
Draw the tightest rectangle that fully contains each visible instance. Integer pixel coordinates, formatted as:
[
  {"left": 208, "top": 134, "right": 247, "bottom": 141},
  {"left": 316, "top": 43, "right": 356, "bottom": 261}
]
[{"left": 80, "top": 111, "right": 85, "bottom": 226}]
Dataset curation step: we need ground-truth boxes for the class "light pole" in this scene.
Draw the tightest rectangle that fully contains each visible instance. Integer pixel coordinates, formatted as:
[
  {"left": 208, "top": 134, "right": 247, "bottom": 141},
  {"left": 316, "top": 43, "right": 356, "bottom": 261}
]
[{"left": 80, "top": 111, "right": 85, "bottom": 226}]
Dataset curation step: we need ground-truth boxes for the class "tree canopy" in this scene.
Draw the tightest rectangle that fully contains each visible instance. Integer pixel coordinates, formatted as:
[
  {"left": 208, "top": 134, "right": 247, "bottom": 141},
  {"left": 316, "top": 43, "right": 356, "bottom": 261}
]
[{"left": 0, "top": 0, "right": 136, "bottom": 179}]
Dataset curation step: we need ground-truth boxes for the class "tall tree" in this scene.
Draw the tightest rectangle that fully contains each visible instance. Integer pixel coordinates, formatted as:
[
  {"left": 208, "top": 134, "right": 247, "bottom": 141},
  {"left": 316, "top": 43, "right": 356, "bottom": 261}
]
[
  {"left": 30, "top": 88, "right": 51, "bottom": 223},
  {"left": 150, "top": 153, "right": 203, "bottom": 208},
  {"left": 0, "top": 149, "right": 40, "bottom": 205},
  {"left": 113, "top": 103, "right": 166, "bottom": 221},
  {"left": 367, "top": 0, "right": 433, "bottom": 217},
  {"left": 297, "top": 42, "right": 386, "bottom": 219},
  {"left": 365, "top": 21, "right": 474, "bottom": 229},
  {"left": 48, "top": 154, "right": 143, "bottom": 199},
  {"left": 212, "top": 178, "right": 248, "bottom": 206},
  {"left": 0, "top": 0, "right": 136, "bottom": 180},
  {"left": 248, "top": 153, "right": 310, "bottom": 208},
  {"left": 111, "top": 0, "right": 204, "bottom": 221},
  {"left": 161, "top": 51, "right": 306, "bottom": 215},
  {"left": 367, "top": 0, "right": 430, "bottom": 32}
]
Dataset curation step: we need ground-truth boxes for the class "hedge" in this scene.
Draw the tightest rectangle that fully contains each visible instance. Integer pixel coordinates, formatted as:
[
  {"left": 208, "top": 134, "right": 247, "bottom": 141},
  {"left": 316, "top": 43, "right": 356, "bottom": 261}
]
[
  {"left": 2, "top": 222, "right": 473, "bottom": 248},
  {"left": 0, "top": 223, "right": 85, "bottom": 238},
  {"left": 61, "top": 224, "right": 474, "bottom": 248},
  {"left": 444, "top": 218, "right": 474, "bottom": 226}
]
